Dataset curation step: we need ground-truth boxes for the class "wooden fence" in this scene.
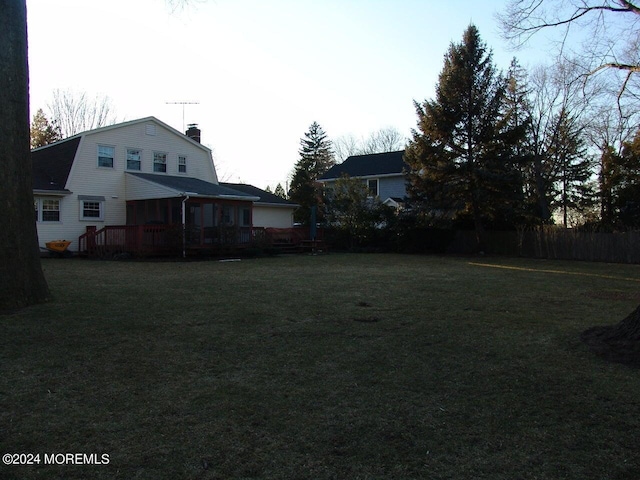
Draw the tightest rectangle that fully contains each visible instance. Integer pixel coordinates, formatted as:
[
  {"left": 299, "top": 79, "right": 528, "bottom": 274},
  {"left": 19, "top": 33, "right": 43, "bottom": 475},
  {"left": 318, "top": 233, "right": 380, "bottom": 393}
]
[{"left": 448, "top": 227, "right": 640, "bottom": 263}]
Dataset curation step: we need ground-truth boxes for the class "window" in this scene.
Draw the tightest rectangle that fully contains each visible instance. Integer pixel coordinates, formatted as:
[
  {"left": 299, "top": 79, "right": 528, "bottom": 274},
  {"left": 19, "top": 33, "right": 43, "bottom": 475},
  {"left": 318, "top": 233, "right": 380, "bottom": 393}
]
[
  {"left": 222, "top": 205, "right": 235, "bottom": 225},
  {"left": 367, "top": 179, "right": 379, "bottom": 197},
  {"left": 79, "top": 196, "right": 105, "bottom": 221},
  {"left": 241, "top": 207, "right": 251, "bottom": 226},
  {"left": 41, "top": 199, "right": 60, "bottom": 222},
  {"left": 153, "top": 152, "right": 167, "bottom": 173},
  {"left": 34, "top": 198, "right": 61, "bottom": 222},
  {"left": 82, "top": 202, "right": 101, "bottom": 219},
  {"left": 98, "top": 145, "right": 115, "bottom": 168},
  {"left": 178, "top": 155, "right": 187, "bottom": 174},
  {"left": 127, "top": 148, "right": 142, "bottom": 170}
]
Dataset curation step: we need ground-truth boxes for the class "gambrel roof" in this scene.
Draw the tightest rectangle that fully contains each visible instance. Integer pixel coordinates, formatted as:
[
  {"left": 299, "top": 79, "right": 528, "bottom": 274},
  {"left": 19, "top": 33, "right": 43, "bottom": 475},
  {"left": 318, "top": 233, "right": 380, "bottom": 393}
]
[
  {"left": 319, "top": 150, "right": 407, "bottom": 181},
  {"left": 31, "top": 117, "right": 256, "bottom": 201},
  {"left": 31, "top": 136, "right": 81, "bottom": 193}
]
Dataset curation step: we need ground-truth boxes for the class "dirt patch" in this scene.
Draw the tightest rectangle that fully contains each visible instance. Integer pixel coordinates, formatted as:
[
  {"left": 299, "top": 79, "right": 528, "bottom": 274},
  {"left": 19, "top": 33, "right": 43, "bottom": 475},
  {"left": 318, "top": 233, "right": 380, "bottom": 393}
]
[{"left": 581, "top": 304, "right": 640, "bottom": 368}]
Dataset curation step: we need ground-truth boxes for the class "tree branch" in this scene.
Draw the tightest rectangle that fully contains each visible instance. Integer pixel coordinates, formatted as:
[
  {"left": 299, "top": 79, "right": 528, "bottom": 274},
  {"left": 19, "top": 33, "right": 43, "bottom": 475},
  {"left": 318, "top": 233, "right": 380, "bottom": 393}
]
[{"left": 500, "top": 1, "right": 640, "bottom": 42}]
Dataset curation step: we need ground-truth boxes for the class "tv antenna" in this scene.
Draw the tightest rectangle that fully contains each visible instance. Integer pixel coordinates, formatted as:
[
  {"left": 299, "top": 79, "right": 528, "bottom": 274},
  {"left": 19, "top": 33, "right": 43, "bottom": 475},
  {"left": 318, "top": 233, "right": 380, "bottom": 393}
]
[{"left": 165, "top": 101, "right": 200, "bottom": 131}]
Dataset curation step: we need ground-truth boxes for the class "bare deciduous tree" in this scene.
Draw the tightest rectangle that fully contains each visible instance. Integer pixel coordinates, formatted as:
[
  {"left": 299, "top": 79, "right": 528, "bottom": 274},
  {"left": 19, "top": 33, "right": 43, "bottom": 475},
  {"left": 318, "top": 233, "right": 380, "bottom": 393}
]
[
  {"left": 48, "top": 88, "right": 118, "bottom": 138},
  {"left": 333, "top": 127, "right": 406, "bottom": 162},
  {"left": 498, "top": 0, "right": 640, "bottom": 100},
  {"left": 360, "top": 127, "right": 406, "bottom": 155},
  {"left": 333, "top": 134, "right": 360, "bottom": 163}
]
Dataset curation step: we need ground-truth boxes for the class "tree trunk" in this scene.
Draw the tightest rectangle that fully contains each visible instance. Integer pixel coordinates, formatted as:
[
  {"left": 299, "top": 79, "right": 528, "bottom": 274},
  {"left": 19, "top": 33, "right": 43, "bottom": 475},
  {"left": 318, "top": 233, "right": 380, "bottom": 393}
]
[
  {"left": 533, "top": 156, "right": 551, "bottom": 222},
  {"left": 581, "top": 304, "right": 640, "bottom": 367},
  {"left": 0, "top": 0, "right": 49, "bottom": 312}
]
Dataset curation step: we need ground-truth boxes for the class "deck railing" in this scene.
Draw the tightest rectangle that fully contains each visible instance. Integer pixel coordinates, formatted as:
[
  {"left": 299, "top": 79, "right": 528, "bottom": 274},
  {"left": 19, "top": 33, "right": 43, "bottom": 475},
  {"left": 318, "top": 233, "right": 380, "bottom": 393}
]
[
  {"left": 79, "top": 224, "right": 258, "bottom": 257},
  {"left": 79, "top": 225, "right": 181, "bottom": 257},
  {"left": 261, "top": 227, "right": 326, "bottom": 252},
  {"left": 79, "top": 225, "right": 324, "bottom": 257}
]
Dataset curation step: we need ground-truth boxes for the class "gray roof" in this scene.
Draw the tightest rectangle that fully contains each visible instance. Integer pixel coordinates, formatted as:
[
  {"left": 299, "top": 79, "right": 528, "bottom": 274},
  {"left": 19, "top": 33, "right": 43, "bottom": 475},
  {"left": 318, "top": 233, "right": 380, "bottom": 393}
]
[
  {"left": 128, "top": 173, "right": 259, "bottom": 200},
  {"left": 221, "top": 183, "right": 298, "bottom": 207},
  {"left": 319, "top": 150, "right": 407, "bottom": 180},
  {"left": 31, "top": 136, "right": 81, "bottom": 191}
]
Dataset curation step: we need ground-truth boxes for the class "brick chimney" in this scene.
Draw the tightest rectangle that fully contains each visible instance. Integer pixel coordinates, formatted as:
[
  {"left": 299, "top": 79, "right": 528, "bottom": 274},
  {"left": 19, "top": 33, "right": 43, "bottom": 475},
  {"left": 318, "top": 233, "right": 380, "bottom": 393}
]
[{"left": 186, "top": 124, "right": 201, "bottom": 143}]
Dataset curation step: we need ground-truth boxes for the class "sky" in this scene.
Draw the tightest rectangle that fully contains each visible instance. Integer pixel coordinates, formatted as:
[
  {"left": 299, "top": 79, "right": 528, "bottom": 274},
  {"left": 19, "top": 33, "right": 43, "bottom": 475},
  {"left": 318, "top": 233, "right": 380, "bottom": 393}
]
[{"left": 26, "top": 0, "right": 550, "bottom": 190}]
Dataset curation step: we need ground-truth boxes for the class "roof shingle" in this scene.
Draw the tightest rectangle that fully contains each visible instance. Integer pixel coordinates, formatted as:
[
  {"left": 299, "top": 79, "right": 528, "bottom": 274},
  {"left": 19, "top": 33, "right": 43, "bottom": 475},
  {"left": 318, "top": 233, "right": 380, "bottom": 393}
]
[
  {"left": 127, "top": 173, "right": 259, "bottom": 200},
  {"left": 319, "top": 150, "right": 407, "bottom": 180},
  {"left": 31, "top": 137, "right": 81, "bottom": 191},
  {"left": 221, "top": 183, "right": 298, "bottom": 206}
]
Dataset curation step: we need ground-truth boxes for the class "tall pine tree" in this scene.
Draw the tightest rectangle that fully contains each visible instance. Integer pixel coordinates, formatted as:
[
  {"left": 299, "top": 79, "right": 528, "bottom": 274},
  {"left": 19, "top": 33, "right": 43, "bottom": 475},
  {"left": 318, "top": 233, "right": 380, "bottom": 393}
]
[
  {"left": 546, "top": 109, "right": 594, "bottom": 226},
  {"left": 289, "top": 122, "right": 335, "bottom": 224},
  {"left": 405, "top": 25, "right": 524, "bottom": 247}
]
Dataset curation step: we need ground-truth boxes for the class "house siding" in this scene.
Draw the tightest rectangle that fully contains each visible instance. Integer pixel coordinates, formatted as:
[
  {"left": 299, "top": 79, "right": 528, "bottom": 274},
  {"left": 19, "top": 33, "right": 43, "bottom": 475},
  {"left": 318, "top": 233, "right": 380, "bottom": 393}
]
[
  {"left": 36, "top": 119, "right": 218, "bottom": 251},
  {"left": 124, "top": 174, "right": 181, "bottom": 201},
  {"left": 35, "top": 194, "right": 76, "bottom": 251},
  {"left": 379, "top": 175, "right": 407, "bottom": 200},
  {"left": 253, "top": 206, "right": 295, "bottom": 229},
  {"left": 322, "top": 174, "right": 407, "bottom": 201}
]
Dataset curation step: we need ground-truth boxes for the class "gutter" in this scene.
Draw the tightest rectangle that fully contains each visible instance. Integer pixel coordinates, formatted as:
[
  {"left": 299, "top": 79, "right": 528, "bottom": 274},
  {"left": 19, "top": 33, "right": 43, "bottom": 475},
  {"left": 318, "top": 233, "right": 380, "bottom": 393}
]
[
  {"left": 318, "top": 172, "right": 405, "bottom": 182},
  {"left": 33, "top": 189, "right": 72, "bottom": 196}
]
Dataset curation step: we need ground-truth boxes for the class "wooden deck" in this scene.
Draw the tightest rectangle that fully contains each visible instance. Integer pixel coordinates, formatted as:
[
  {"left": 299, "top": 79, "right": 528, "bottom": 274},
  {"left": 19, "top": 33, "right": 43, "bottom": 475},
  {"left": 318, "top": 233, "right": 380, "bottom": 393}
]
[{"left": 78, "top": 225, "right": 326, "bottom": 257}]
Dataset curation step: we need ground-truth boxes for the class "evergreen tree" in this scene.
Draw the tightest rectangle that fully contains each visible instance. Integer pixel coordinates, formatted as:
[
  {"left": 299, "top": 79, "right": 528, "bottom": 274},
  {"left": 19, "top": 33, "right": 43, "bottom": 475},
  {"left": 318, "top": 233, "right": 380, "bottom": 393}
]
[
  {"left": 504, "top": 58, "right": 545, "bottom": 225},
  {"left": 598, "top": 144, "right": 619, "bottom": 226},
  {"left": 405, "top": 25, "right": 524, "bottom": 246},
  {"left": 274, "top": 183, "right": 287, "bottom": 199},
  {"left": 30, "top": 108, "right": 62, "bottom": 149},
  {"left": 289, "top": 122, "right": 335, "bottom": 224},
  {"left": 611, "top": 130, "right": 640, "bottom": 227},
  {"left": 546, "top": 110, "right": 595, "bottom": 226}
]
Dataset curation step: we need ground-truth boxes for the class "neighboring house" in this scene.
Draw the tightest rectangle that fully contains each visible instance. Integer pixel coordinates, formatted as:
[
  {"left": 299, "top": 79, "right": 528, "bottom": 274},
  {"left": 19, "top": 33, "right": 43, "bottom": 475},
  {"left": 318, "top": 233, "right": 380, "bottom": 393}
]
[
  {"left": 317, "top": 150, "right": 408, "bottom": 208},
  {"left": 31, "top": 116, "right": 277, "bottom": 254},
  {"left": 221, "top": 183, "right": 298, "bottom": 229}
]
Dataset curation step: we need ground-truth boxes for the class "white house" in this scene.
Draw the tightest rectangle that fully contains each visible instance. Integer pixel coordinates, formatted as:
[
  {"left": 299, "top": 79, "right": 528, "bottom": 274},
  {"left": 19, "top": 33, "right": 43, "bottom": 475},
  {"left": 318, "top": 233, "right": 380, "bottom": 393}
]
[{"left": 32, "top": 117, "right": 297, "bottom": 254}]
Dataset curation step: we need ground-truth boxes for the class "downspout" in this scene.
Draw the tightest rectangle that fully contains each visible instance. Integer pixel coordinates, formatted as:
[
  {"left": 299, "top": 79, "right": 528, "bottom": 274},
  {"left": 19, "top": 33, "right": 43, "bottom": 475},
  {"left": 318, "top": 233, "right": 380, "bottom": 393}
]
[{"left": 181, "top": 194, "right": 190, "bottom": 259}]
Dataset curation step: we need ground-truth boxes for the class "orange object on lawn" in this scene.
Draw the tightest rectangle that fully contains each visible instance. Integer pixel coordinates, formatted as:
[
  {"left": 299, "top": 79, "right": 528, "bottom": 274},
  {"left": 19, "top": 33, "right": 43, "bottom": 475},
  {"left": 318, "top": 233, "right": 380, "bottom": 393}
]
[{"left": 45, "top": 240, "right": 72, "bottom": 253}]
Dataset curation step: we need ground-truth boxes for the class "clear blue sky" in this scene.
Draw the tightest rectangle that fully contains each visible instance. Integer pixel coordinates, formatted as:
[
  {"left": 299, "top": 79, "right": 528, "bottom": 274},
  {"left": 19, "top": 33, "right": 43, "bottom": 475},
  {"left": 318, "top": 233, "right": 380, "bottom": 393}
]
[{"left": 27, "top": 0, "right": 548, "bottom": 189}]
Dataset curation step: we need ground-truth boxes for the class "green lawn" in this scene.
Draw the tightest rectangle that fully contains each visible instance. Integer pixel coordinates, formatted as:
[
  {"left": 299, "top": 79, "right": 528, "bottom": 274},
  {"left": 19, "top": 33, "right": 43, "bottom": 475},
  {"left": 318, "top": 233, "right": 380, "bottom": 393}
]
[{"left": 1, "top": 253, "right": 640, "bottom": 479}]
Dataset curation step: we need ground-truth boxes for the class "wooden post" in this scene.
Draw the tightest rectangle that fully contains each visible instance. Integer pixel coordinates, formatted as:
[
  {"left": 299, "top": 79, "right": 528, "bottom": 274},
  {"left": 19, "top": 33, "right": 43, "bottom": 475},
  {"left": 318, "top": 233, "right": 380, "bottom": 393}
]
[{"left": 86, "top": 226, "right": 97, "bottom": 255}]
